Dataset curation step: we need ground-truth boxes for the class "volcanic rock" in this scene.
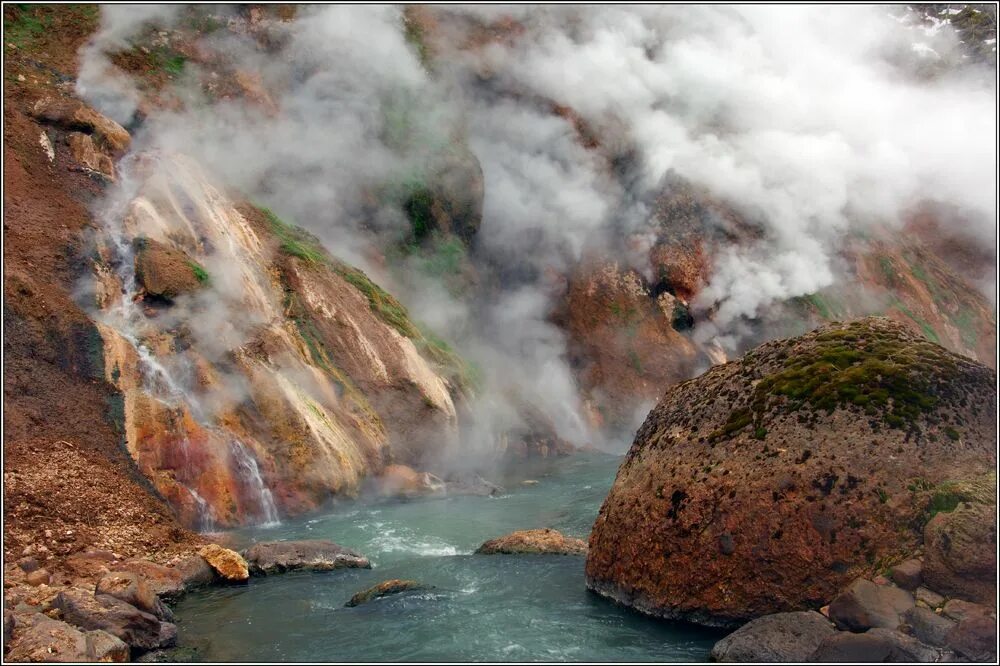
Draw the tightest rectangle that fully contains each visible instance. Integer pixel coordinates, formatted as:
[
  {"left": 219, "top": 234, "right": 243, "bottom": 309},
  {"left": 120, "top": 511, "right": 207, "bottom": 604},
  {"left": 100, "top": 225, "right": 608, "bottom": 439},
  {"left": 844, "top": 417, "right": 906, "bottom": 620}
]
[
  {"left": 827, "top": 578, "right": 915, "bottom": 632},
  {"left": 374, "top": 464, "right": 445, "bottom": 499},
  {"left": 808, "top": 628, "right": 952, "bottom": 662},
  {"left": 5, "top": 613, "right": 128, "bottom": 662},
  {"left": 900, "top": 606, "right": 955, "bottom": 647},
  {"left": 244, "top": 540, "right": 371, "bottom": 575},
  {"left": 586, "top": 318, "right": 996, "bottom": 628},
  {"left": 30, "top": 96, "right": 131, "bottom": 153},
  {"left": 96, "top": 572, "right": 173, "bottom": 621},
  {"left": 198, "top": 545, "right": 249, "bottom": 582},
  {"left": 710, "top": 611, "right": 834, "bottom": 662},
  {"left": 476, "top": 528, "right": 588, "bottom": 555},
  {"left": 51, "top": 588, "right": 175, "bottom": 652},
  {"left": 134, "top": 238, "right": 206, "bottom": 300},
  {"left": 922, "top": 502, "right": 997, "bottom": 605},
  {"left": 345, "top": 579, "right": 430, "bottom": 607},
  {"left": 890, "top": 559, "right": 923, "bottom": 591}
]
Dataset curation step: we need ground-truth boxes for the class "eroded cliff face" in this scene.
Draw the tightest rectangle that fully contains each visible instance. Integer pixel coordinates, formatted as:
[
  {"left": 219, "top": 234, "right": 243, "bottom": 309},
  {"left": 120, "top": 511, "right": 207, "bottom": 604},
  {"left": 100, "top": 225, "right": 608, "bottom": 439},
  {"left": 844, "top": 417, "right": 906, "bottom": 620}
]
[{"left": 90, "top": 154, "right": 460, "bottom": 529}]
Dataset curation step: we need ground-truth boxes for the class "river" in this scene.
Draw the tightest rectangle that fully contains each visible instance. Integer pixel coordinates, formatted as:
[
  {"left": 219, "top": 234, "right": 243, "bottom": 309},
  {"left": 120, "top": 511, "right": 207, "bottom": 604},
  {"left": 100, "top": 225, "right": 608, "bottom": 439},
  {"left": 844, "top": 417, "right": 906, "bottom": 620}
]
[{"left": 171, "top": 453, "right": 722, "bottom": 661}]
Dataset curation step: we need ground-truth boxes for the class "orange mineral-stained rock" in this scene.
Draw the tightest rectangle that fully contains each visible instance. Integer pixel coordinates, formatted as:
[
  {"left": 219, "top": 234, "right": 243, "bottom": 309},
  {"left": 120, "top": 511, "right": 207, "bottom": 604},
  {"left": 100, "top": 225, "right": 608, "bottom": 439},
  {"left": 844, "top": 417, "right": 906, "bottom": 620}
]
[{"left": 198, "top": 545, "right": 249, "bottom": 582}]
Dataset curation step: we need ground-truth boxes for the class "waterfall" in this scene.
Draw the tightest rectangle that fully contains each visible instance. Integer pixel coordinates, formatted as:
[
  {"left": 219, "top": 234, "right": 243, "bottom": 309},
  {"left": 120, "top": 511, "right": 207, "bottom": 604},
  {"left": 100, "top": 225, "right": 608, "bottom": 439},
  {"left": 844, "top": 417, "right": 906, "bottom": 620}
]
[
  {"left": 230, "top": 439, "right": 281, "bottom": 527},
  {"left": 93, "top": 153, "right": 279, "bottom": 528},
  {"left": 186, "top": 486, "right": 218, "bottom": 533}
]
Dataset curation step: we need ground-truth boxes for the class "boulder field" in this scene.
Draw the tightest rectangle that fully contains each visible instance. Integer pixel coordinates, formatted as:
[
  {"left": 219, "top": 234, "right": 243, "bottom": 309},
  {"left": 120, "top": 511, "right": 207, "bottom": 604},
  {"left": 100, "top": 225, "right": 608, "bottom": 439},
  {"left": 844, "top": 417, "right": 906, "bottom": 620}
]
[{"left": 586, "top": 318, "right": 996, "bottom": 629}]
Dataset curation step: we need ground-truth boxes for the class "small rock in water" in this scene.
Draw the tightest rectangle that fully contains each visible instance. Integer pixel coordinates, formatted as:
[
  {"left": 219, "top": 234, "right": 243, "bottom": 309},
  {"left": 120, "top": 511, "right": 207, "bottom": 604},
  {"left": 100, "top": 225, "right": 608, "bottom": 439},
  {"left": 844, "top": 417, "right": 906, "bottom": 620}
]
[
  {"left": 476, "top": 528, "right": 588, "bottom": 556},
  {"left": 198, "top": 544, "right": 249, "bottom": 582},
  {"left": 244, "top": 540, "right": 370, "bottom": 575},
  {"left": 521, "top": 479, "right": 538, "bottom": 486},
  {"left": 345, "top": 579, "right": 430, "bottom": 607}
]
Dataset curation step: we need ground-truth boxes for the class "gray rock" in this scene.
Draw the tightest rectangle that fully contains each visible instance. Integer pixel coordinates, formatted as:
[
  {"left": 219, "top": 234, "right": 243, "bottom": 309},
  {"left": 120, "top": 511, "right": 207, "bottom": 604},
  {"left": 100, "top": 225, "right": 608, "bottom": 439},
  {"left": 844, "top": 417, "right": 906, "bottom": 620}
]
[
  {"left": 173, "top": 554, "right": 216, "bottom": 591},
  {"left": 902, "top": 606, "right": 955, "bottom": 647},
  {"left": 345, "top": 579, "right": 432, "bottom": 607},
  {"left": 244, "top": 540, "right": 371, "bottom": 575},
  {"left": 828, "top": 578, "right": 915, "bottom": 632},
  {"left": 915, "top": 586, "right": 946, "bottom": 609},
  {"left": 809, "top": 628, "right": 954, "bottom": 662},
  {"left": 946, "top": 614, "right": 997, "bottom": 662},
  {"left": 710, "top": 611, "right": 835, "bottom": 662},
  {"left": 891, "top": 559, "right": 923, "bottom": 590},
  {"left": 6, "top": 613, "right": 129, "bottom": 662},
  {"left": 52, "top": 588, "right": 175, "bottom": 652},
  {"left": 941, "top": 598, "right": 995, "bottom": 623}
]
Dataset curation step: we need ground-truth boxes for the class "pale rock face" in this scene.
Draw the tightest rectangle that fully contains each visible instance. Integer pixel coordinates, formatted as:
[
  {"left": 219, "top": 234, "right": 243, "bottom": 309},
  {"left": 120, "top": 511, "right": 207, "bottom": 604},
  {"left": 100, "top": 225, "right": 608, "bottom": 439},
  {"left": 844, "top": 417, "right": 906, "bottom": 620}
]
[{"left": 92, "top": 153, "right": 461, "bottom": 528}]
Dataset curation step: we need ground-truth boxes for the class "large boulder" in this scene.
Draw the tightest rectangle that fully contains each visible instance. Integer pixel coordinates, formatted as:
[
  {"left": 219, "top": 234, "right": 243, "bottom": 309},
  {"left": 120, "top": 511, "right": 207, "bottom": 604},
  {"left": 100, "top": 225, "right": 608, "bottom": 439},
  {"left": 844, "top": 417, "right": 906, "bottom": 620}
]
[
  {"left": 476, "top": 528, "right": 588, "bottom": 556},
  {"left": 922, "top": 502, "right": 996, "bottom": 605},
  {"left": 115, "top": 560, "right": 188, "bottom": 600},
  {"left": 344, "top": 579, "right": 430, "bottom": 607},
  {"left": 827, "top": 578, "right": 914, "bottom": 632},
  {"left": 134, "top": 238, "right": 207, "bottom": 300},
  {"left": 51, "top": 589, "right": 175, "bottom": 652},
  {"left": 808, "top": 628, "right": 953, "bottom": 662},
  {"left": 244, "top": 540, "right": 371, "bottom": 575},
  {"left": 5, "top": 613, "right": 128, "bottom": 662},
  {"left": 710, "top": 611, "right": 835, "bottom": 662},
  {"left": 586, "top": 318, "right": 996, "bottom": 628},
  {"left": 198, "top": 545, "right": 249, "bottom": 582}
]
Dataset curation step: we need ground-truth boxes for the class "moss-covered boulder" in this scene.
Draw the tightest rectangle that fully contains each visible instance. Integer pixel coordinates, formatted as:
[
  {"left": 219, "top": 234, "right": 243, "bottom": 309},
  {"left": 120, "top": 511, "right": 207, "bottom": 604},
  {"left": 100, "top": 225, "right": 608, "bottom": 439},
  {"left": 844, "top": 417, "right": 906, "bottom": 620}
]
[{"left": 586, "top": 317, "right": 996, "bottom": 628}]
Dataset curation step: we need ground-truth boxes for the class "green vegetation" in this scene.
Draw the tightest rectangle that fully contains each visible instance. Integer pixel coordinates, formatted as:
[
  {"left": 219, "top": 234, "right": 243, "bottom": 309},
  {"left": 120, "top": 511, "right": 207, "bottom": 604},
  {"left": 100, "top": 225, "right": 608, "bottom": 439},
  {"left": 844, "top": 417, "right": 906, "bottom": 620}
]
[
  {"left": 160, "top": 51, "right": 186, "bottom": 76},
  {"left": 260, "top": 207, "right": 328, "bottom": 265},
  {"left": 892, "top": 299, "right": 940, "bottom": 344},
  {"left": 714, "top": 320, "right": 960, "bottom": 440},
  {"left": 402, "top": 11, "right": 432, "bottom": 71},
  {"left": 417, "top": 236, "right": 465, "bottom": 278},
  {"left": 628, "top": 349, "right": 643, "bottom": 373},
  {"left": 878, "top": 255, "right": 898, "bottom": 287},
  {"left": 188, "top": 261, "right": 209, "bottom": 284},
  {"left": 3, "top": 5, "right": 51, "bottom": 48},
  {"left": 416, "top": 325, "right": 482, "bottom": 394},
  {"left": 920, "top": 473, "right": 997, "bottom": 526},
  {"left": 944, "top": 426, "right": 960, "bottom": 441}
]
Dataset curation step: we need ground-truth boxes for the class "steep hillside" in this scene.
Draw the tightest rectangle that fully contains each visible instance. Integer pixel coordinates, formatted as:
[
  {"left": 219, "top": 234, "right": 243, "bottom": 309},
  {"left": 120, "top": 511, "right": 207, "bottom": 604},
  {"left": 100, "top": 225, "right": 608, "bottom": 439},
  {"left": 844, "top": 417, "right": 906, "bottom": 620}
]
[{"left": 586, "top": 317, "right": 996, "bottom": 628}]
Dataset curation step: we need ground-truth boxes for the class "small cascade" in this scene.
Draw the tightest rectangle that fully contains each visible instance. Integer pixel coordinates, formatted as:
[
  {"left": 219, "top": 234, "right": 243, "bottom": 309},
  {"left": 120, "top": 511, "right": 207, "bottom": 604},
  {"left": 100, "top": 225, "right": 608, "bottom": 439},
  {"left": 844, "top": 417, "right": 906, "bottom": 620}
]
[
  {"left": 186, "top": 486, "right": 218, "bottom": 533},
  {"left": 230, "top": 439, "right": 281, "bottom": 526}
]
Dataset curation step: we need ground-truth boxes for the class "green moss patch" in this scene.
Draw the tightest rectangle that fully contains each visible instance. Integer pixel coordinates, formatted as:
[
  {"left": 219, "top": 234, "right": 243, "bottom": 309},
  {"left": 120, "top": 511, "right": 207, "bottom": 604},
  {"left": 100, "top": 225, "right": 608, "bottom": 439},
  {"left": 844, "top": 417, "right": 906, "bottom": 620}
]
[{"left": 715, "top": 320, "right": 962, "bottom": 440}]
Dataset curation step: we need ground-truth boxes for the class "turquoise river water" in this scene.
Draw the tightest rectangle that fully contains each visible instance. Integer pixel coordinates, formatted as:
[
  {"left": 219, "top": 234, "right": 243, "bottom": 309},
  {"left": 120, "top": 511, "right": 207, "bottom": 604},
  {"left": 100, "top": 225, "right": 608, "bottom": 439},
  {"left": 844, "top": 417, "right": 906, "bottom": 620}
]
[{"left": 171, "top": 453, "right": 722, "bottom": 661}]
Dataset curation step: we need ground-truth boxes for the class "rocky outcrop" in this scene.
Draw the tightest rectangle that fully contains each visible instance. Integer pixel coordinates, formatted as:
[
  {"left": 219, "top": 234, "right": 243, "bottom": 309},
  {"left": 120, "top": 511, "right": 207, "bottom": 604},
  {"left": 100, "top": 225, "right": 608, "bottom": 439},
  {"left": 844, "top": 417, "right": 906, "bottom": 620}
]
[
  {"left": 244, "top": 540, "right": 370, "bottom": 575},
  {"left": 922, "top": 502, "right": 996, "bottom": 605},
  {"left": 586, "top": 318, "right": 996, "bottom": 628},
  {"left": 710, "top": 611, "right": 835, "bottom": 662},
  {"left": 95, "top": 572, "right": 173, "bottom": 621},
  {"left": 133, "top": 238, "right": 206, "bottom": 300},
  {"left": 5, "top": 613, "right": 129, "bottom": 663},
  {"left": 476, "top": 529, "right": 588, "bottom": 556},
  {"left": 51, "top": 588, "right": 176, "bottom": 652},
  {"left": 345, "top": 579, "right": 430, "bottom": 607},
  {"left": 30, "top": 96, "right": 131, "bottom": 154},
  {"left": 198, "top": 545, "right": 248, "bottom": 582}
]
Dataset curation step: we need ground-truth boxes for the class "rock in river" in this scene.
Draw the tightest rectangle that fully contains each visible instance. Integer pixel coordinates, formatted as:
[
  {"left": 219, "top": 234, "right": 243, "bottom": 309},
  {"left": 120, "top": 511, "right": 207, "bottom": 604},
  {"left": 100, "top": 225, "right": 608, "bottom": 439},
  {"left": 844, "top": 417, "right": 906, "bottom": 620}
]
[
  {"left": 476, "top": 528, "right": 588, "bottom": 555},
  {"left": 345, "top": 580, "right": 430, "bottom": 607},
  {"left": 244, "top": 540, "right": 371, "bottom": 575},
  {"left": 710, "top": 611, "right": 835, "bottom": 662}
]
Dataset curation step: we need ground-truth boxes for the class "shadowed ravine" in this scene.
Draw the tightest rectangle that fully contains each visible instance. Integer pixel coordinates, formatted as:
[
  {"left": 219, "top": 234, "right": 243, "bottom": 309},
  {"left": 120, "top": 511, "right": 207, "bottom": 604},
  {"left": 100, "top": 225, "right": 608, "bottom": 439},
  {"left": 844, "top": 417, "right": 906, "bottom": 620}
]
[{"left": 171, "top": 453, "right": 723, "bottom": 662}]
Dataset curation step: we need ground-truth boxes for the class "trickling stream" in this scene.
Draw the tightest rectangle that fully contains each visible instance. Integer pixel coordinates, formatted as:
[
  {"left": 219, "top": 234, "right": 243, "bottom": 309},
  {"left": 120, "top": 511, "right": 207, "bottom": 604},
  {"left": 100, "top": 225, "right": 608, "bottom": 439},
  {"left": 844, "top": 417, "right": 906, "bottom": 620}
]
[{"left": 172, "top": 453, "right": 722, "bottom": 662}]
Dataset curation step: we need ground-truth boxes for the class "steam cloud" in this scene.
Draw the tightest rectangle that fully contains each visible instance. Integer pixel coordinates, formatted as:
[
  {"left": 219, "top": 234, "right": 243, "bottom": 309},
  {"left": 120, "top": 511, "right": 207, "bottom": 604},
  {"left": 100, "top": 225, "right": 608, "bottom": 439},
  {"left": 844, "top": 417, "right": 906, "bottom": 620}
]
[{"left": 78, "top": 5, "right": 997, "bottom": 453}]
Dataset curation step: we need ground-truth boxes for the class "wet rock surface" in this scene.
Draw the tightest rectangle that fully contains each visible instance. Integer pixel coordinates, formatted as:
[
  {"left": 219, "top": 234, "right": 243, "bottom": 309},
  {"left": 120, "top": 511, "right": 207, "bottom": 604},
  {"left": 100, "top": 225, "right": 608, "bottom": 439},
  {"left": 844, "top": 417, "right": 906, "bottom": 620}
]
[
  {"left": 344, "top": 579, "right": 430, "bottom": 607},
  {"left": 476, "top": 528, "right": 588, "bottom": 556},
  {"left": 244, "top": 540, "right": 371, "bottom": 575}
]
